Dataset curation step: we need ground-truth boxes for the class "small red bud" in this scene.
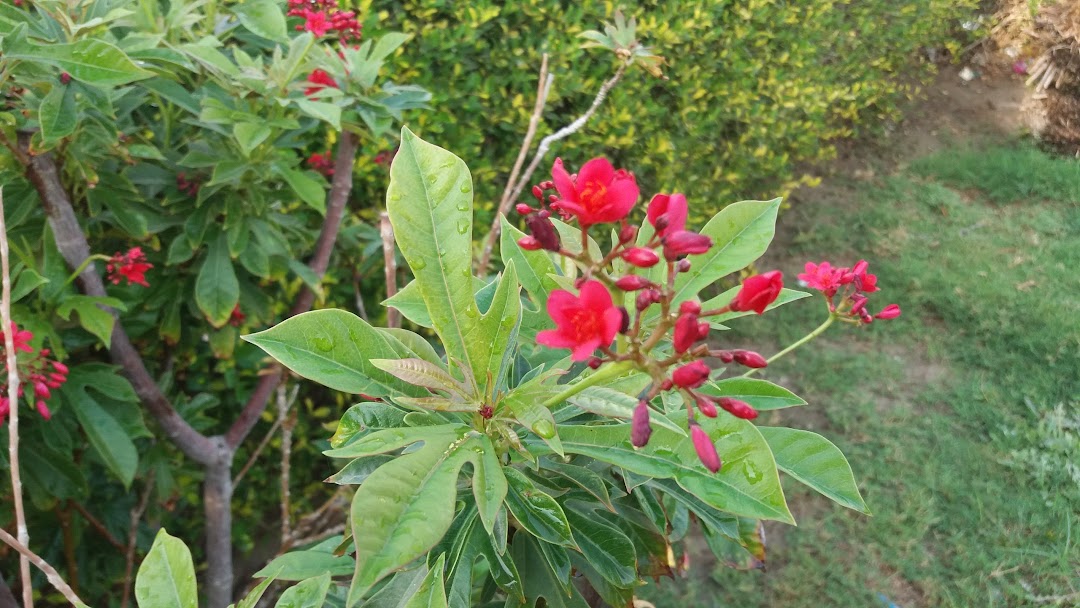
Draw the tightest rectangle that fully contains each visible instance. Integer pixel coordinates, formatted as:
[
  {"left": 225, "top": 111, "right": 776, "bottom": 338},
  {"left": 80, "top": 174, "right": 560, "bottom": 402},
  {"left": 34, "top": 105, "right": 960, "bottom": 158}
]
[
  {"left": 691, "top": 424, "right": 721, "bottom": 472},
  {"left": 615, "top": 275, "right": 650, "bottom": 291},
  {"left": 660, "top": 379, "right": 673, "bottom": 391},
  {"left": 673, "top": 312, "right": 700, "bottom": 353},
  {"left": 479, "top": 404, "right": 494, "bottom": 419},
  {"left": 517, "top": 236, "right": 542, "bottom": 251},
  {"left": 875, "top": 304, "right": 901, "bottom": 320},
  {"left": 694, "top": 393, "right": 718, "bottom": 418},
  {"left": 622, "top": 247, "right": 660, "bottom": 268},
  {"left": 516, "top": 203, "right": 534, "bottom": 215},
  {"left": 714, "top": 350, "right": 735, "bottom": 363},
  {"left": 697, "top": 322, "right": 710, "bottom": 340},
  {"left": 548, "top": 194, "right": 559, "bottom": 204},
  {"left": 676, "top": 259, "right": 692, "bottom": 273},
  {"left": 732, "top": 350, "right": 768, "bottom": 369},
  {"left": 618, "top": 307, "right": 630, "bottom": 334},
  {"left": 531, "top": 185, "right": 544, "bottom": 201},
  {"left": 619, "top": 225, "right": 637, "bottom": 243},
  {"left": 35, "top": 401, "right": 52, "bottom": 420},
  {"left": 51, "top": 361, "right": 68, "bottom": 375},
  {"left": 631, "top": 400, "right": 652, "bottom": 447},
  {"left": 587, "top": 357, "right": 603, "bottom": 369},
  {"left": 718, "top": 397, "right": 758, "bottom": 420},
  {"left": 672, "top": 360, "right": 710, "bottom": 389},
  {"left": 539, "top": 181, "right": 554, "bottom": 190},
  {"left": 636, "top": 288, "right": 661, "bottom": 311},
  {"left": 663, "top": 230, "right": 713, "bottom": 260},
  {"left": 850, "top": 294, "right": 869, "bottom": 315}
]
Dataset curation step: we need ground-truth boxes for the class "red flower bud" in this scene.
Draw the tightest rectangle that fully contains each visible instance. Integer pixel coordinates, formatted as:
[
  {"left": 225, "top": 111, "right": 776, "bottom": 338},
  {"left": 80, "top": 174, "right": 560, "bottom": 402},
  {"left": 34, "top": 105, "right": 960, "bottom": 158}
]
[
  {"left": 663, "top": 231, "right": 713, "bottom": 260},
  {"left": 622, "top": 247, "right": 660, "bottom": 268},
  {"left": 518, "top": 236, "right": 542, "bottom": 250},
  {"left": 875, "top": 304, "right": 901, "bottom": 320},
  {"left": 691, "top": 424, "right": 721, "bottom": 472},
  {"left": 696, "top": 322, "right": 710, "bottom": 340},
  {"left": 52, "top": 361, "right": 68, "bottom": 375},
  {"left": 676, "top": 259, "right": 692, "bottom": 273},
  {"left": 679, "top": 301, "right": 701, "bottom": 315},
  {"left": 33, "top": 382, "right": 50, "bottom": 400},
  {"left": 516, "top": 203, "right": 534, "bottom": 215},
  {"left": 718, "top": 397, "right": 758, "bottom": 419},
  {"left": 587, "top": 357, "right": 602, "bottom": 369},
  {"left": 531, "top": 185, "right": 544, "bottom": 201},
  {"left": 730, "top": 271, "right": 783, "bottom": 314},
  {"left": 660, "top": 379, "right": 673, "bottom": 391},
  {"left": 479, "top": 403, "right": 494, "bottom": 419},
  {"left": 615, "top": 275, "right": 651, "bottom": 291},
  {"left": 732, "top": 350, "right": 768, "bottom": 369},
  {"left": 672, "top": 360, "right": 710, "bottom": 389},
  {"left": 714, "top": 350, "right": 735, "bottom": 363},
  {"left": 524, "top": 214, "right": 561, "bottom": 252},
  {"left": 35, "top": 401, "right": 52, "bottom": 420},
  {"left": 673, "top": 312, "right": 700, "bottom": 353},
  {"left": 850, "top": 294, "right": 869, "bottom": 315},
  {"left": 60, "top": 72, "right": 71, "bottom": 85},
  {"left": 694, "top": 393, "right": 718, "bottom": 418},
  {"left": 619, "top": 225, "right": 637, "bottom": 243},
  {"left": 631, "top": 400, "right": 652, "bottom": 447},
  {"left": 618, "top": 307, "right": 630, "bottom": 333}
]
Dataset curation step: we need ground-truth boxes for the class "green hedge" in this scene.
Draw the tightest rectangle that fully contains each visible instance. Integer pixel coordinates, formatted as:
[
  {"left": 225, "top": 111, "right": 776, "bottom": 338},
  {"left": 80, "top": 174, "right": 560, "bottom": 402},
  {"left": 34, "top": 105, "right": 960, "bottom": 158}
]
[{"left": 350, "top": 0, "right": 977, "bottom": 226}]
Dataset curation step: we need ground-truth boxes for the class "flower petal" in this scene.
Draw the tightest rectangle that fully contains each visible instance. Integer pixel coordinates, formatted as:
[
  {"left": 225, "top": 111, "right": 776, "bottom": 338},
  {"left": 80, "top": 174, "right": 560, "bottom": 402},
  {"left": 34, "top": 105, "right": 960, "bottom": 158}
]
[
  {"left": 576, "top": 157, "right": 615, "bottom": 186},
  {"left": 551, "top": 158, "right": 577, "bottom": 203}
]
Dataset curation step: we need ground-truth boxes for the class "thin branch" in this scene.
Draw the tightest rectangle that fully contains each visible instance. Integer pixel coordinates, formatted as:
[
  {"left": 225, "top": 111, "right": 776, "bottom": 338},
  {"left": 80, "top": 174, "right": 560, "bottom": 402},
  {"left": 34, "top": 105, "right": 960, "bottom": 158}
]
[
  {"left": 477, "top": 54, "right": 553, "bottom": 275},
  {"left": 0, "top": 527, "right": 85, "bottom": 608},
  {"left": 1, "top": 187, "right": 33, "bottom": 608},
  {"left": 477, "top": 60, "right": 629, "bottom": 276},
  {"left": 120, "top": 470, "right": 155, "bottom": 608},
  {"left": 379, "top": 212, "right": 400, "bottom": 328},
  {"left": 70, "top": 501, "right": 126, "bottom": 552},
  {"left": 56, "top": 505, "right": 79, "bottom": 595},
  {"left": 232, "top": 404, "right": 285, "bottom": 487},
  {"left": 278, "top": 384, "right": 296, "bottom": 545}
]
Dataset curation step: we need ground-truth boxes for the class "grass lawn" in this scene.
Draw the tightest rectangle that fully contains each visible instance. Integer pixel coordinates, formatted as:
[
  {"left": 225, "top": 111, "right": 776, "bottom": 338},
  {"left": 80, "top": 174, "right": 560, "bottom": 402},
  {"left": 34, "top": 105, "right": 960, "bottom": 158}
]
[{"left": 640, "top": 142, "right": 1080, "bottom": 607}]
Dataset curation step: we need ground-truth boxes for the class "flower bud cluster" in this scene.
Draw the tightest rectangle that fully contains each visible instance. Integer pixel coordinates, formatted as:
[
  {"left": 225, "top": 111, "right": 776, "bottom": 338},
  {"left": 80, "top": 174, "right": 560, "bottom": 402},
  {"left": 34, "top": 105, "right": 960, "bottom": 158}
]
[
  {"left": 798, "top": 260, "right": 900, "bottom": 323},
  {"left": 0, "top": 323, "right": 69, "bottom": 425}
]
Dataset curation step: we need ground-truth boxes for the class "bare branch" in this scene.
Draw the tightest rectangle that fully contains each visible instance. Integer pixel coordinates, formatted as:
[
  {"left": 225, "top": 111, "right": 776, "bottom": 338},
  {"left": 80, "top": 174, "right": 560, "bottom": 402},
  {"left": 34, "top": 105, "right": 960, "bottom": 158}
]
[
  {"left": 71, "top": 501, "right": 126, "bottom": 552},
  {"left": 0, "top": 527, "right": 86, "bottom": 608},
  {"left": 1, "top": 187, "right": 34, "bottom": 608},
  {"left": 278, "top": 384, "right": 297, "bottom": 545},
  {"left": 379, "top": 212, "right": 400, "bottom": 328},
  {"left": 477, "top": 54, "right": 553, "bottom": 275},
  {"left": 120, "top": 470, "right": 155, "bottom": 608}
]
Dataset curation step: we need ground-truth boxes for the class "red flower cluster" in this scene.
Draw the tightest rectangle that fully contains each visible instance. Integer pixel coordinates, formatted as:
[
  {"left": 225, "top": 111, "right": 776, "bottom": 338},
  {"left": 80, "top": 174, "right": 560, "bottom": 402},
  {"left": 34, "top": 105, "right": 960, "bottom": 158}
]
[
  {"left": 229, "top": 305, "right": 246, "bottom": 328},
  {"left": 304, "top": 69, "right": 339, "bottom": 98},
  {"left": 798, "top": 259, "right": 899, "bottom": 323},
  {"left": 0, "top": 324, "right": 69, "bottom": 425},
  {"left": 176, "top": 172, "right": 201, "bottom": 197},
  {"left": 307, "top": 151, "right": 335, "bottom": 177},
  {"left": 519, "top": 158, "right": 793, "bottom": 473},
  {"left": 287, "top": 0, "right": 362, "bottom": 42},
  {"left": 107, "top": 247, "right": 153, "bottom": 287}
]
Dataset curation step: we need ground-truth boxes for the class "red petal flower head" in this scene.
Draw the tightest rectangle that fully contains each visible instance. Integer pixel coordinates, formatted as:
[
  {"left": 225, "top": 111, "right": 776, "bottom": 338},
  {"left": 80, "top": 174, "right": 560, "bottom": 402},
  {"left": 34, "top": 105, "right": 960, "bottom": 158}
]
[
  {"left": 672, "top": 360, "right": 710, "bottom": 389},
  {"left": 622, "top": 247, "right": 660, "bottom": 268},
  {"left": 718, "top": 397, "right": 758, "bottom": 420},
  {"left": 298, "top": 9, "right": 332, "bottom": 37},
  {"left": 663, "top": 231, "right": 713, "bottom": 260},
  {"left": 875, "top": 304, "right": 901, "bottom": 320},
  {"left": 798, "top": 261, "right": 844, "bottom": 297},
  {"left": 730, "top": 270, "right": 783, "bottom": 314},
  {"left": 107, "top": 247, "right": 152, "bottom": 287},
  {"left": 550, "top": 158, "right": 639, "bottom": 227},
  {"left": 229, "top": 305, "right": 246, "bottom": 327},
  {"left": 647, "top": 193, "right": 689, "bottom": 237},
  {"left": 536, "top": 280, "right": 622, "bottom": 361},
  {"left": 1, "top": 322, "right": 34, "bottom": 354},
  {"left": 307, "top": 151, "right": 335, "bottom": 177},
  {"left": 690, "top": 424, "right": 721, "bottom": 472},
  {"left": 304, "top": 69, "right": 339, "bottom": 97},
  {"left": 517, "top": 236, "right": 542, "bottom": 251},
  {"left": 631, "top": 400, "right": 652, "bottom": 447}
]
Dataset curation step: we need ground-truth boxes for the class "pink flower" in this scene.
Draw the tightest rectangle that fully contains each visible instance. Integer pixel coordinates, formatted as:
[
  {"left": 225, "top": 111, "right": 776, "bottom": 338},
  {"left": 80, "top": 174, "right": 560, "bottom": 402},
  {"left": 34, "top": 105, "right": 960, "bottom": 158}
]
[
  {"left": 107, "top": 248, "right": 152, "bottom": 287},
  {"left": 297, "top": 9, "right": 332, "bottom": 37},
  {"left": 550, "top": 158, "right": 639, "bottom": 227},
  {"left": 307, "top": 151, "right": 335, "bottom": 177},
  {"left": 875, "top": 304, "right": 901, "bottom": 320},
  {"left": 672, "top": 360, "right": 710, "bottom": 389},
  {"left": 304, "top": 69, "right": 338, "bottom": 97},
  {"left": 229, "top": 305, "right": 246, "bottom": 327},
  {"left": 798, "top": 261, "right": 844, "bottom": 297},
  {"left": 691, "top": 424, "right": 721, "bottom": 472},
  {"left": 730, "top": 271, "right": 783, "bottom": 314},
  {"left": 1, "top": 322, "right": 34, "bottom": 354},
  {"left": 647, "top": 193, "right": 688, "bottom": 237},
  {"left": 536, "top": 280, "right": 622, "bottom": 361}
]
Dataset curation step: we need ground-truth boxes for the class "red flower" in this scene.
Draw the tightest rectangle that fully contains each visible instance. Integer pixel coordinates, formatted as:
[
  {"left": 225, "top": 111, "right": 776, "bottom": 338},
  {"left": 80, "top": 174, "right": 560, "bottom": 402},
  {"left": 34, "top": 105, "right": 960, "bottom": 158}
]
[
  {"left": 875, "top": 304, "right": 901, "bottom": 320},
  {"left": 307, "top": 152, "right": 335, "bottom": 177},
  {"left": 536, "top": 280, "right": 622, "bottom": 361},
  {"left": 1, "top": 322, "right": 34, "bottom": 354},
  {"left": 304, "top": 69, "right": 338, "bottom": 97},
  {"left": 672, "top": 360, "right": 710, "bottom": 389},
  {"left": 107, "top": 247, "right": 152, "bottom": 287},
  {"left": 550, "top": 158, "right": 639, "bottom": 227},
  {"left": 631, "top": 400, "right": 652, "bottom": 447},
  {"left": 297, "top": 9, "right": 332, "bottom": 37},
  {"left": 229, "top": 305, "right": 246, "bottom": 327},
  {"left": 662, "top": 230, "right": 713, "bottom": 260},
  {"left": 691, "top": 424, "right": 721, "bottom": 472},
  {"left": 798, "top": 261, "right": 844, "bottom": 297},
  {"left": 646, "top": 193, "right": 688, "bottom": 237},
  {"left": 730, "top": 270, "right": 783, "bottom": 314}
]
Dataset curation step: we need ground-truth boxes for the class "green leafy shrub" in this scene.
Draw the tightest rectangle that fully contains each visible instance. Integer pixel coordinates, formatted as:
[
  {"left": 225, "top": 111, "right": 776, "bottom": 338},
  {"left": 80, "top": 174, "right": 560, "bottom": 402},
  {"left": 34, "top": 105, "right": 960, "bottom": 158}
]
[{"left": 355, "top": 0, "right": 979, "bottom": 223}]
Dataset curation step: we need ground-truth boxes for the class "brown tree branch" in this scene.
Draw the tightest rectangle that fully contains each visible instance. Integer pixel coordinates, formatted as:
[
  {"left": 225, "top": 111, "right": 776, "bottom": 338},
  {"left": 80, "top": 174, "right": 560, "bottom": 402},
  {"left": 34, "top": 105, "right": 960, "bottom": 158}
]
[
  {"left": 477, "top": 55, "right": 552, "bottom": 275},
  {"left": 70, "top": 501, "right": 126, "bottom": 552},
  {"left": 1, "top": 187, "right": 34, "bottom": 608},
  {"left": 278, "top": 384, "right": 296, "bottom": 545},
  {"left": 120, "top": 470, "right": 155, "bottom": 608},
  {"left": 0, "top": 527, "right": 86, "bottom": 608},
  {"left": 379, "top": 212, "right": 399, "bottom": 328}
]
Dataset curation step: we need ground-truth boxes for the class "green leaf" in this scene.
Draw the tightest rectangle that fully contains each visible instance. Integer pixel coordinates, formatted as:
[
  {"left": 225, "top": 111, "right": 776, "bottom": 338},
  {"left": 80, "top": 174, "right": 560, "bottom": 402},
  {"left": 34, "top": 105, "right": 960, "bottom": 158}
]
[
  {"left": 564, "top": 508, "right": 636, "bottom": 586},
  {"left": 233, "top": 122, "right": 272, "bottom": 157},
  {"left": 21, "top": 441, "right": 88, "bottom": 502},
  {"left": 56, "top": 295, "right": 124, "bottom": 348},
  {"left": 329, "top": 402, "right": 408, "bottom": 449},
  {"left": 345, "top": 428, "right": 498, "bottom": 603},
  {"left": 236, "top": 574, "right": 277, "bottom": 608},
  {"left": 39, "top": 83, "right": 78, "bottom": 144},
  {"left": 503, "top": 379, "right": 563, "bottom": 456},
  {"left": 135, "top": 529, "right": 198, "bottom": 608},
  {"left": 386, "top": 127, "right": 486, "bottom": 389},
  {"left": 382, "top": 280, "right": 432, "bottom": 328},
  {"left": 701, "top": 516, "right": 766, "bottom": 570},
  {"left": 11, "top": 268, "right": 47, "bottom": 302},
  {"left": 380, "top": 328, "right": 442, "bottom": 366},
  {"left": 232, "top": 0, "right": 287, "bottom": 42},
  {"left": 195, "top": 234, "right": 239, "bottom": 328},
  {"left": 542, "top": 461, "right": 615, "bottom": 511},
  {"left": 370, "top": 358, "right": 468, "bottom": 398},
  {"left": 511, "top": 536, "right": 588, "bottom": 608},
  {"left": 5, "top": 39, "right": 153, "bottom": 87},
  {"left": 402, "top": 554, "right": 447, "bottom": 608},
  {"left": 294, "top": 99, "right": 341, "bottom": 130},
  {"left": 471, "top": 261, "right": 521, "bottom": 395},
  {"left": 672, "top": 198, "right": 781, "bottom": 305},
  {"left": 243, "top": 309, "right": 424, "bottom": 397},
  {"left": 254, "top": 551, "right": 353, "bottom": 581},
  {"left": 499, "top": 216, "right": 557, "bottom": 303},
  {"left": 759, "top": 426, "right": 869, "bottom": 513},
  {"left": 554, "top": 417, "right": 793, "bottom": 523},
  {"left": 274, "top": 574, "right": 331, "bottom": 608},
  {"left": 276, "top": 166, "right": 326, "bottom": 214},
  {"left": 59, "top": 367, "right": 140, "bottom": 488},
  {"left": 503, "top": 468, "right": 575, "bottom": 548},
  {"left": 568, "top": 387, "right": 686, "bottom": 436},
  {"left": 326, "top": 454, "right": 394, "bottom": 485},
  {"left": 698, "top": 378, "right": 806, "bottom": 411}
]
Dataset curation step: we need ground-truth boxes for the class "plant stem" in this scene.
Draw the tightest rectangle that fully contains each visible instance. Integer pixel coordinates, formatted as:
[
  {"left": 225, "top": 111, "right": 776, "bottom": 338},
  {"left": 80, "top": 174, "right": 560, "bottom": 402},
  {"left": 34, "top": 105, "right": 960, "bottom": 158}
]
[
  {"left": 541, "top": 360, "right": 634, "bottom": 408},
  {"left": 60, "top": 254, "right": 109, "bottom": 290},
  {"left": 743, "top": 314, "right": 836, "bottom": 378}
]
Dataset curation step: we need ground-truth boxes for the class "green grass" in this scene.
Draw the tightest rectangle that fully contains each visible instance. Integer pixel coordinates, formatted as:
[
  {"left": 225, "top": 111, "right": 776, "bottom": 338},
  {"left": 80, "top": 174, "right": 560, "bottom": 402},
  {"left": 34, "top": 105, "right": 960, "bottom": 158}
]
[{"left": 640, "top": 143, "right": 1080, "bottom": 607}]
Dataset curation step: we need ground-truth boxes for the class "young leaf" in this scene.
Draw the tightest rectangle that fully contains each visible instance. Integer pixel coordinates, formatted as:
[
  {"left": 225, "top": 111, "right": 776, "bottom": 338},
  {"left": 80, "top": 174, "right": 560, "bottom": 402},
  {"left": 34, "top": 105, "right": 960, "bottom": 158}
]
[
  {"left": 232, "top": 0, "right": 287, "bottom": 42},
  {"left": 370, "top": 358, "right": 469, "bottom": 398},
  {"left": 233, "top": 122, "right": 273, "bottom": 157},
  {"left": 274, "top": 573, "right": 331, "bottom": 608},
  {"left": 255, "top": 551, "right": 353, "bottom": 581},
  {"left": 4, "top": 38, "right": 153, "bottom": 87},
  {"left": 383, "top": 280, "right": 433, "bottom": 328},
  {"left": 758, "top": 426, "right": 869, "bottom": 513},
  {"left": 236, "top": 573, "right": 278, "bottom": 608},
  {"left": 39, "top": 83, "right": 78, "bottom": 145},
  {"left": 195, "top": 234, "right": 240, "bottom": 328},
  {"left": 402, "top": 554, "right": 447, "bottom": 608},
  {"left": 698, "top": 378, "right": 806, "bottom": 411},
  {"left": 135, "top": 529, "right": 197, "bottom": 608},
  {"left": 275, "top": 166, "right": 326, "bottom": 214},
  {"left": 472, "top": 261, "right": 522, "bottom": 395},
  {"left": 564, "top": 508, "right": 637, "bottom": 586},
  {"left": 59, "top": 367, "right": 140, "bottom": 488},
  {"left": 503, "top": 468, "right": 576, "bottom": 548},
  {"left": 511, "top": 536, "right": 589, "bottom": 608}
]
